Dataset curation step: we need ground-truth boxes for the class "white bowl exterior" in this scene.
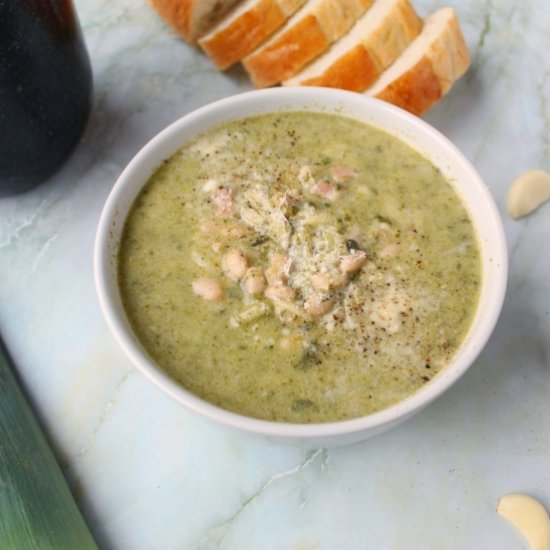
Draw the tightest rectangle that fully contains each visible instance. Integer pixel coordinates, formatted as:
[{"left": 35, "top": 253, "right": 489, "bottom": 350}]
[{"left": 94, "top": 88, "right": 507, "bottom": 448}]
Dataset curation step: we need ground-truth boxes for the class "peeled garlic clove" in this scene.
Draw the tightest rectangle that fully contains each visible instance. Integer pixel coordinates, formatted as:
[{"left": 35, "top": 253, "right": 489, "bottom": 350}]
[
  {"left": 497, "top": 493, "right": 550, "bottom": 550},
  {"left": 507, "top": 170, "right": 550, "bottom": 219}
]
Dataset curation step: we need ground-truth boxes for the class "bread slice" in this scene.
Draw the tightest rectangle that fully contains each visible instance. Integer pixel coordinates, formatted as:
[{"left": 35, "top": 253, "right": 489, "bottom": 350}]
[
  {"left": 283, "top": 0, "right": 421, "bottom": 91},
  {"left": 365, "top": 7, "right": 470, "bottom": 115},
  {"left": 150, "top": 0, "right": 243, "bottom": 43},
  {"left": 199, "top": 0, "right": 308, "bottom": 69},
  {"left": 242, "top": 0, "right": 375, "bottom": 88}
]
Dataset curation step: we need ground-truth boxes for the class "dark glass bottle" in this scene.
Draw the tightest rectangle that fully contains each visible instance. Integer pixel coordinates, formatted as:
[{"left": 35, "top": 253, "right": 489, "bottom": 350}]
[{"left": 0, "top": 0, "right": 93, "bottom": 196}]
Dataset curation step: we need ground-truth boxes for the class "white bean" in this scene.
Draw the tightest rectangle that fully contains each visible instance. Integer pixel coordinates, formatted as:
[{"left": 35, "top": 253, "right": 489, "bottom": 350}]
[
  {"left": 192, "top": 277, "right": 223, "bottom": 302},
  {"left": 265, "top": 285, "right": 296, "bottom": 302},
  {"left": 242, "top": 268, "right": 267, "bottom": 295},
  {"left": 222, "top": 248, "right": 248, "bottom": 281},
  {"left": 310, "top": 273, "right": 330, "bottom": 291},
  {"left": 340, "top": 250, "right": 367, "bottom": 273},
  {"left": 225, "top": 223, "right": 249, "bottom": 238},
  {"left": 265, "top": 253, "right": 290, "bottom": 285},
  {"left": 304, "top": 294, "right": 334, "bottom": 316}
]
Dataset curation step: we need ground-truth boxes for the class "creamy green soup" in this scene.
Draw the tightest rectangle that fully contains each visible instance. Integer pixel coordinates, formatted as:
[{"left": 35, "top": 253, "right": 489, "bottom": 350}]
[{"left": 118, "top": 112, "right": 481, "bottom": 423}]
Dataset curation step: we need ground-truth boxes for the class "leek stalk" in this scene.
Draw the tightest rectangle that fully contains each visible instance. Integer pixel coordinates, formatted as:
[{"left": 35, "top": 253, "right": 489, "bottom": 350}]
[{"left": 0, "top": 338, "right": 97, "bottom": 549}]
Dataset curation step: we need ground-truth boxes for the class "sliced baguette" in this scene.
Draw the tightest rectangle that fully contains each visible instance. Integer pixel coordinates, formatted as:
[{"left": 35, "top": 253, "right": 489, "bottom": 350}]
[
  {"left": 150, "top": 0, "right": 243, "bottom": 43},
  {"left": 365, "top": 7, "right": 470, "bottom": 115},
  {"left": 243, "top": 0, "right": 375, "bottom": 88},
  {"left": 199, "top": 0, "right": 308, "bottom": 69},
  {"left": 283, "top": 0, "right": 421, "bottom": 91}
]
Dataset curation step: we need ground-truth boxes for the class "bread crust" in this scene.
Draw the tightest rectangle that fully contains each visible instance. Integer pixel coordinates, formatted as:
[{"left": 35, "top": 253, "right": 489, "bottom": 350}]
[
  {"left": 285, "top": 0, "right": 421, "bottom": 91},
  {"left": 150, "top": 0, "right": 470, "bottom": 115},
  {"left": 244, "top": 14, "right": 330, "bottom": 87},
  {"left": 243, "top": 0, "right": 373, "bottom": 88},
  {"left": 200, "top": 0, "right": 306, "bottom": 69},
  {"left": 150, "top": 0, "right": 193, "bottom": 41},
  {"left": 150, "top": 0, "right": 242, "bottom": 43},
  {"left": 368, "top": 8, "right": 470, "bottom": 115},
  {"left": 300, "top": 45, "right": 378, "bottom": 91},
  {"left": 375, "top": 56, "right": 442, "bottom": 115}
]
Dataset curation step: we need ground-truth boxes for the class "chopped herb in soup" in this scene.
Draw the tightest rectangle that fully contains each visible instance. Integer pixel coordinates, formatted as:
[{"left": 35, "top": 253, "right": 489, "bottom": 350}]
[{"left": 118, "top": 112, "right": 481, "bottom": 423}]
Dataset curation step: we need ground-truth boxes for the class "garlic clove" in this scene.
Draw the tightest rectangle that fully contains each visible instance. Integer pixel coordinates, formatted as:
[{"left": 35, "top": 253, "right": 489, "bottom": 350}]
[
  {"left": 507, "top": 170, "right": 550, "bottom": 219},
  {"left": 497, "top": 493, "right": 550, "bottom": 550}
]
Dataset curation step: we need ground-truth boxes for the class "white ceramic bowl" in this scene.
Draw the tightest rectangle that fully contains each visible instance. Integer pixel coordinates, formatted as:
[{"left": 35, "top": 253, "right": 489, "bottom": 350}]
[{"left": 94, "top": 88, "right": 507, "bottom": 448}]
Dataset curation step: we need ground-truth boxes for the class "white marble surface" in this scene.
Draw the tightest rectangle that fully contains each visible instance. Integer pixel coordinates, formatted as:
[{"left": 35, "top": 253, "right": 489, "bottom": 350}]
[{"left": 1, "top": 0, "right": 549, "bottom": 548}]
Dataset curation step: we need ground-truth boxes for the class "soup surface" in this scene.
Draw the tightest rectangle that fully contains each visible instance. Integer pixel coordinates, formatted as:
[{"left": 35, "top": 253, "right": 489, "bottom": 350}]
[{"left": 119, "top": 112, "right": 481, "bottom": 423}]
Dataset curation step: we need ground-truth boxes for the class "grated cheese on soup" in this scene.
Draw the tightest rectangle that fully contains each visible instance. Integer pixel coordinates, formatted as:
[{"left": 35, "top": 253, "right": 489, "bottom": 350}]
[{"left": 118, "top": 112, "right": 481, "bottom": 423}]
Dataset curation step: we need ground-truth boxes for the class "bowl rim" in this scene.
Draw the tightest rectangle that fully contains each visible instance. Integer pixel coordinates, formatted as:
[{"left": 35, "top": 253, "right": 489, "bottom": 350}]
[{"left": 94, "top": 87, "right": 508, "bottom": 441}]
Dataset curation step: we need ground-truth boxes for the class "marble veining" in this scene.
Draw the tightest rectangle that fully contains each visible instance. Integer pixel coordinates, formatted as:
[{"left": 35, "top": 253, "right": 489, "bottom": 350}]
[
  {"left": 194, "top": 449, "right": 328, "bottom": 549},
  {"left": 1, "top": 0, "right": 549, "bottom": 548}
]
